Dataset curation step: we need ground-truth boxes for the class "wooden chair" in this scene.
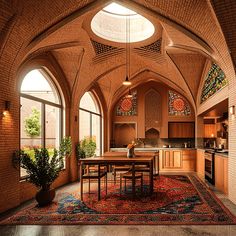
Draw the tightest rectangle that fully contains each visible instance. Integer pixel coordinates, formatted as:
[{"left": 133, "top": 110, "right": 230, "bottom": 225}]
[
  {"left": 81, "top": 164, "right": 108, "bottom": 200},
  {"left": 120, "top": 171, "right": 143, "bottom": 198},
  {"left": 104, "top": 152, "right": 131, "bottom": 184},
  {"left": 134, "top": 152, "right": 159, "bottom": 176}
]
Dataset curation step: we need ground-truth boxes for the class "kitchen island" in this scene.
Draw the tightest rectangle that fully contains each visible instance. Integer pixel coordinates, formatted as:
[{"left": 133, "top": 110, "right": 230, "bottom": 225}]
[{"left": 109, "top": 147, "right": 196, "bottom": 173}]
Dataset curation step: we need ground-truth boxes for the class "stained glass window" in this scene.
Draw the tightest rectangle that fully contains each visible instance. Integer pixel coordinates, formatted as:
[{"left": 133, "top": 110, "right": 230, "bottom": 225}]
[
  {"left": 116, "top": 90, "right": 137, "bottom": 116},
  {"left": 200, "top": 63, "right": 227, "bottom": 103},
  {"left": 168, "top": 90, "right": 191, "bottom": 116}
]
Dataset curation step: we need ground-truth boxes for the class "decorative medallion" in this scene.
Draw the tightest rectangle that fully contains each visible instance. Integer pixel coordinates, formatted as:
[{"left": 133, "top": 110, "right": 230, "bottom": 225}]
[
  {"left": 173, "top": 98, "right": 185, "bottom": 111},
  {"left": 168, "top": 91, "right": 191, "bottom": 116},
  {"left": 200, "top": 63, "right": 227, "bottom": 103},
  {"left": 116, "top": 90, "right": 137, "bottom": 116},
  {"left": 120, "top": 98, "right": 132, "bottom": 112}
]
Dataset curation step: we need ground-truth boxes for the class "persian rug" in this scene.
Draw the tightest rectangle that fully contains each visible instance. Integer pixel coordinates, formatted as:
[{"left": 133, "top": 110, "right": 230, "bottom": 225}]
[{"left": 1, "top": 175, "right": 236, "bottom": 225}]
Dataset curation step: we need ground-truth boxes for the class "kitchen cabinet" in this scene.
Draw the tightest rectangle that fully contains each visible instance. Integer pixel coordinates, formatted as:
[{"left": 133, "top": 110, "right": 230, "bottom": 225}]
[
  {"left": 182, "top": 150, "right": 196, "bottom": 171},
  {"left": 160, "top": 149, "right": 196, "bottom": 172},
  {"left": 168, "top": 122, "right": 195, "bottom": 138},
  {"left": 162, "top": 150, "right": 182, "bottom": 168},
  {"left": 204, "top": 124, "right": 216, "bottom": 138},
  {"left": 215, "top": 154, "right": 228, "bottom": 194},
  {"left": 196, "top": 149, "right": 205, "bottom": 179}
]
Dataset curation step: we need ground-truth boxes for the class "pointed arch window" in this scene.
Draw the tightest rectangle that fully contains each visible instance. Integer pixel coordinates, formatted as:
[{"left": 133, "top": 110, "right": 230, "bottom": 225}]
[
  {"left": 20, "top": 69, "right": 63, "bottom": 178},
  {"left": 79, "top": 92, "right": 102, "bottom": 156},
  {"left": 200, "top": 63, "right": 227, "bottom": 103}
]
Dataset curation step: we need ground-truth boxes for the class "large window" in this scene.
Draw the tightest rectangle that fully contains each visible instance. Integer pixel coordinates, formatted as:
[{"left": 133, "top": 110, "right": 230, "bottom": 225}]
[
  {"left": 79, "top": 92, "right": 102, "bottom": 156},
  {"left": 20, "top": 69, "right": 63, "bottom": 177}
]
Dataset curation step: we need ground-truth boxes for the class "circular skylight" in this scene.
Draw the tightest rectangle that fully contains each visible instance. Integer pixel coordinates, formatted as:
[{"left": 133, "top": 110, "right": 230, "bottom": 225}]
[{"left": 91, "top": 3, "right": 155, "bottom": 43}]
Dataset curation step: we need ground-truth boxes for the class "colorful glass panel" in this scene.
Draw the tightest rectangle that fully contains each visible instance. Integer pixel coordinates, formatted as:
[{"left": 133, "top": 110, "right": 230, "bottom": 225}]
[
  {"left": 200, "top": 63, "right": 227, "bottom": 103},
  {"left": 116, "top": 90, "right": 137, "bottom": 116},
  {"left": 168, "top": 90, "right": 191, "bottom": 116}
]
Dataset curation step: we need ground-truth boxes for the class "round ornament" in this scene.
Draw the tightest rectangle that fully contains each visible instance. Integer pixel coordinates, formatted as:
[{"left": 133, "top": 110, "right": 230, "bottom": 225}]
[
  {"left": 120, "top": 98, "right": 132, "bottom": 112},
  {"left": 173, "top": 98, "right": 185, "bottom": 111}
]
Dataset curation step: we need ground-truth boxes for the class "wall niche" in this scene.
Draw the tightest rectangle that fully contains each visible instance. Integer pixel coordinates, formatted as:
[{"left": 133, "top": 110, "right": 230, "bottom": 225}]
[{"left": 113, "top": 122, "right": 136, "bottom": 148}]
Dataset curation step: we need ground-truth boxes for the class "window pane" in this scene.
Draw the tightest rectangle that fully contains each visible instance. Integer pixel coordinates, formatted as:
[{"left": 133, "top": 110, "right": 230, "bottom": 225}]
[
  {"left": 21, "top": 69, "right": 60, "bottom": 104},
  {"left": 45, "top": 105, "right": 60, "bottom": 150},
  {"left": 92, "top": 114, "right": 101, "bottom": 155},
  {"left": 20, "top": 97, "right": 42, "bottom": 177},
  {"left": 80, "top": 92, "right": 99, "bottom": 113},
  {"left": 79, "top": 110, "right": 90, "bottom": 140}
]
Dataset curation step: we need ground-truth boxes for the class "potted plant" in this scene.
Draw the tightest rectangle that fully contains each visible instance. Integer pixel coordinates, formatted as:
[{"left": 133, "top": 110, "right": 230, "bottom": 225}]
[{"left": 13, "top": 137, "right": 72, "bottom": 206}]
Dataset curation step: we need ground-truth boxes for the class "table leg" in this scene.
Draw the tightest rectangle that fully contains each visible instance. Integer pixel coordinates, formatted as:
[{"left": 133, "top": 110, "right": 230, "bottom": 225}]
[
  {"left": 132, "top": 163, "right": 135, "bottom": 199},
  {"left": 80, "top": 163, "right": 83, "bottom": 201},
  {"left": 98, "top": 164, "right": 101, "bottom": 200},
  {"left": 149, "top": 160, "right": 153, "bottom": 195}
]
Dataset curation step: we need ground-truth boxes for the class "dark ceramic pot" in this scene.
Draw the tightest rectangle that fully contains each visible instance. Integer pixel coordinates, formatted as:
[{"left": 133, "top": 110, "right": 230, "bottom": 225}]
[{"left": 35, "top": 188, "right": 55, "bottom": 206}]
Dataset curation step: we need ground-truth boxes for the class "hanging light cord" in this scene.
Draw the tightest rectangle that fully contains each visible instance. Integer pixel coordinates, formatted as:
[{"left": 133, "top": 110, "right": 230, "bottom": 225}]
[{"left": 126, "top": 14, "right": 128, "bottom": 80}]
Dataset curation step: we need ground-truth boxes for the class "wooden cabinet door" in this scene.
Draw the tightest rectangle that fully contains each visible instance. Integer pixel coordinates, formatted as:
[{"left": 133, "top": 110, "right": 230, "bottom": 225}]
[
  {"left": 163, "top": 150, "right": 182, "bottom": 168},
  {"left": 196, "top": 150, "right": 205, "bottom": 178},
  {"left": 168, "top": 122, "right": 195, "bottom": 138},
  {"left": 215, "top": 156, "right": 224, "bottom": 191},
  {"left": 173, "top": 151, "right": 182, "bottom": 168},
  {"left": 163, "top": 150, "right": 171, "bottom": 168},
  {"left": 182, "top": 150, "right": 196, "bottom": 171},
  {"left": 215, "top": 155, "right": 228, "bottom": 194},
  {"left": 204, "top": 124, "right": 216, "bottom": 138}
]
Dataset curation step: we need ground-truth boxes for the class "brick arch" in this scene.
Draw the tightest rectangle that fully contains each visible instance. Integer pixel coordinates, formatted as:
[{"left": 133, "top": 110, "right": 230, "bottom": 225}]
[{"left": 16, "top": 56, "right": 71, "bottom": 109}]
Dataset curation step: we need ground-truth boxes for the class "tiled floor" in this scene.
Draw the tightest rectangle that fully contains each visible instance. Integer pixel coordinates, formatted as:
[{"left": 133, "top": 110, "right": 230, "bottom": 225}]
[{"left": 1, "top": 174, "right": 236, "bottom": 236}]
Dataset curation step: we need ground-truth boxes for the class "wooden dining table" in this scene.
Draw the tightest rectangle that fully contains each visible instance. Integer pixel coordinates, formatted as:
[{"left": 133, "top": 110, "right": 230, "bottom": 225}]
[{"left": 79, "top": 156, "right": 154, "bottom": 201}]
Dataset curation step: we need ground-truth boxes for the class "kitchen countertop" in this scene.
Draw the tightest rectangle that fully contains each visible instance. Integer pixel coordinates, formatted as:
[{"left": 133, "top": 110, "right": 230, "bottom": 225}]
[
  {"left": 196, "top": 148, "right": 228, "bottom": 157},
  {"left": 110, "top": 147, "right": 196, "bottom": 152},
  {"left": 214, "top": 152, "right": 228, "bottom": 158}
]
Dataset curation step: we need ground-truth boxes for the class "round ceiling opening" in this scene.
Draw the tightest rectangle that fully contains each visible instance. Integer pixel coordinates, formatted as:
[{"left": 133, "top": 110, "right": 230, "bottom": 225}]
[{"left": 91, "top": 2, "right": 155, "bottom": 43}]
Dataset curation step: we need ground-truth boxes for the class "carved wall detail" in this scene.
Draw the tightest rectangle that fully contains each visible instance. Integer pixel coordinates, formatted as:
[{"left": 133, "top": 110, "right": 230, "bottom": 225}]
[
  {"left": 116, "top": 90, "right": 137, "bottom": 116},
  {"left": 90, "top": 39, "right": 124, "bottom": 63},
  {"left": 168, "top": 90, "right": 191, "bottom": 116},
  {"left": 145, "top": 89, "right": 161, "bottom": 130}
]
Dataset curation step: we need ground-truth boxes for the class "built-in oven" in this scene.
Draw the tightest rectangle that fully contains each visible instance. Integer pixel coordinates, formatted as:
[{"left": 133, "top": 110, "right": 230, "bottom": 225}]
[{"left": 205, "top": 150, "right": 215, "bottom": 185}]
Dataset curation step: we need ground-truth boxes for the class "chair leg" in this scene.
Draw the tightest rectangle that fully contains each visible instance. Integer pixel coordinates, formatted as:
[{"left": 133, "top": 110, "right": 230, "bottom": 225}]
[
  {"left": 88, "top": 179, "right": 91, "bottom": 194},
  {"left": 141, "top": 174, "right": 143, "bottom": 194},
  {"left": 125, "top": 178, "right": 127, "bottom": 192},
  {"left": 120, "top": 175, "right": 122, "bottom": 196},
  {"left": 105, "top": 174, "right": 107, "bottom": 195},
  {"left": 114, "top": 170, "right": 116, "bottom": 184}
]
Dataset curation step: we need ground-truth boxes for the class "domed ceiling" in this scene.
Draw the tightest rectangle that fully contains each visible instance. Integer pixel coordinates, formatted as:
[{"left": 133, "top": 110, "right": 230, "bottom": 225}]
[{"left": 15, "top": 0, "right": 232, "bottom": 112}]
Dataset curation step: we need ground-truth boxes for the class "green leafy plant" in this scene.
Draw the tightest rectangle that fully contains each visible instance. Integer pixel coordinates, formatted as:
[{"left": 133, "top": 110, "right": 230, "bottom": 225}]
[
  {"left": 24, "top": 108, "right": 41, "bottom": 137},
  {"left": 13, "top": 137, "right": 72, "bottom": 190},
  {"left": 76, "top": 138, "right": 96, "bottom": 159}
]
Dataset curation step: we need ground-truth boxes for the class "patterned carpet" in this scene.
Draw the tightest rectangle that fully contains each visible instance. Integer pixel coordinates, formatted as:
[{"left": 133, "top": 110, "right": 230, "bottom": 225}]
[{"left": 1, "top": 175, "right": 236, "bottom": 225}]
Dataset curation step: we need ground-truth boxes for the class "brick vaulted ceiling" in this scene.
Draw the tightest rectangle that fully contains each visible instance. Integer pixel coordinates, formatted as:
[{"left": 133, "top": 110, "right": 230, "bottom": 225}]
[{"left": 0, "top": 0, "right": 235, "bottom": 111}]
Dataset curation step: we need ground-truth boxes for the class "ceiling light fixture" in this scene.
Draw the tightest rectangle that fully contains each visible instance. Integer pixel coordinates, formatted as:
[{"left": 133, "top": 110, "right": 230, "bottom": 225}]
[
  {"left": 127, "top": 88, "right": 133, "bottom": 98},
  {"left": 123, "top": 12, "right": 131, "bottom": 86}
]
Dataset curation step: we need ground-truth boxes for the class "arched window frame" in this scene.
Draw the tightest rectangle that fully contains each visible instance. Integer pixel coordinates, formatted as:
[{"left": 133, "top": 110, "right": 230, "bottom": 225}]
[
  {"left": 20, "top": 68, "right": 64, "bottom": 178},
  {"left": 79, "top": 91, "right": 103, "bottom": 156}
]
